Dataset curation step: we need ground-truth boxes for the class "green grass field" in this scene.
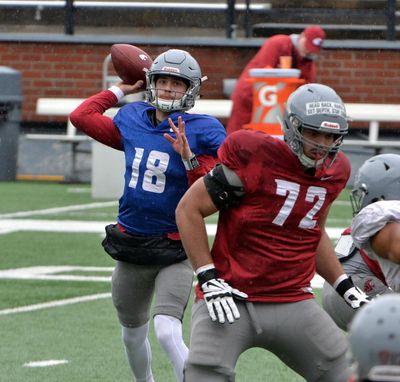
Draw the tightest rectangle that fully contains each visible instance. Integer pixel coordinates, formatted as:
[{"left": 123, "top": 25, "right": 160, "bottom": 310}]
[{"left": 0, "top": 181, "right": 352, "bottom": 382}]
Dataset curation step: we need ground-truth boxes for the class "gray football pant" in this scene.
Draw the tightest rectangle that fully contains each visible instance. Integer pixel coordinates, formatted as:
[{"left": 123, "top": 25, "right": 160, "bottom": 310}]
[
  {"left": 112, "top": 259, "right": 193, "bottom": 327},
  {"left": 322, "top": 274, "right": 391, "bottom": 331},
  {"left": 184, "top": 298, "right": 352, "bottom": 382}
]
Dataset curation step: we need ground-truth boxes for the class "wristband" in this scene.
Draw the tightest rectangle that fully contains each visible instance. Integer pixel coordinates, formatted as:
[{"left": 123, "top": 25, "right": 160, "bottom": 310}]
[
  {"left": 335, "top": 276, "right": 354, "bottom": 297},
  {"left": 182, "top": 154, "right": 200, "bottom": 171},
  {"left": 197, "top": 267, "right": 218, "bottom": 286}
]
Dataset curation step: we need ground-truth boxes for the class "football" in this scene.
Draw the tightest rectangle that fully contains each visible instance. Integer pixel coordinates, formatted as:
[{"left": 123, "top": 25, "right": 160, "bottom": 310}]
[{"left": 110, "top": 44, "right": 153, "bottom": 88}]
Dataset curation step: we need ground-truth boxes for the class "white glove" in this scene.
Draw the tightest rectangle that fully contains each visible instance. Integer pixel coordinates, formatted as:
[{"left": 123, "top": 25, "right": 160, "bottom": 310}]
[
  {"left": 200, "top": 278, "right": 248, "bottom": 324},
  {"left": 335, "top": 276, "right": 370, "bottom": 309},
  {"left": 342, "top": 286, "right": 370, "bottom": 309}
]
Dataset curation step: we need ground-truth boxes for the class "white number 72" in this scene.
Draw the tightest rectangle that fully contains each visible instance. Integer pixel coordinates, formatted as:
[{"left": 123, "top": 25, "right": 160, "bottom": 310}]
[{"left": 272, "top": 179, "right": 326, "bottom": 229}]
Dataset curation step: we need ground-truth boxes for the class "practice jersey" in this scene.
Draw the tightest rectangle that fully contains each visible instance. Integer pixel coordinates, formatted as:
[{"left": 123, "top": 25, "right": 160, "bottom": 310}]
[
  {"left": 210, "top": 129, "right": 350, "bottom": 302},
  {"left": 334, "top": 228, "right": 387, "bottom": 286},
  {"left": 113, "top": 101, "right": 226, "bottom": 235},
  {"left": 352, "top": 200, "right": 400, "bottom": 292}
]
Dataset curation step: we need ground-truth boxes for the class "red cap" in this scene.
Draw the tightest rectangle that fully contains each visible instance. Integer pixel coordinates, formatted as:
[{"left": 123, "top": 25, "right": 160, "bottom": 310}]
[{"left": 304, "top": 26, "right": 325, "bottom": 54}]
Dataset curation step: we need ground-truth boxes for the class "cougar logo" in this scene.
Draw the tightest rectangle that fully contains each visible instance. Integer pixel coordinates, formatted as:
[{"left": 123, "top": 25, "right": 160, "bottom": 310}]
[
  {"left": 364, "top": 278, "right": 375, "bottom": 293},
  {"left": 139, "top": 54, "right": 149, "bottom": 61}
]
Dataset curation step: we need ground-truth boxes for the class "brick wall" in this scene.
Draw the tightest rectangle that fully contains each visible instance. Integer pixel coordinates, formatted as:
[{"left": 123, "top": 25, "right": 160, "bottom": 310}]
[{"left": 0, "top": 41, "right": 399, "bottom": 123}]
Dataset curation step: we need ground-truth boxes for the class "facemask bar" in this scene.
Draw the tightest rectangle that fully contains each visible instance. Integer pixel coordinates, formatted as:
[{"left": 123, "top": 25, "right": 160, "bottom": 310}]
[
  {"left": 146, "top": 72, "right": 200, "bottom": 112},
  {"left": 286, "top": 114, "right": 344, "bottom": 169},
  {"left": 349, "top": 183, "right": 367, "bottom": 216}
]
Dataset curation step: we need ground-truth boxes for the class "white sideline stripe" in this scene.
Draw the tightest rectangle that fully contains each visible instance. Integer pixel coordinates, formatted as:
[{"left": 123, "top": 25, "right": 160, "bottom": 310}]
[
  {"left": 0, "top": 219, "right": 343, "bottom": 239},
  {"left": 0, "top": 219, "right": 113, "bottom": 233},
  {"left": 0, "top": 201, "right": 118, "bottom": 219},
  {"left": 0, "top": 292, "right": 111, "bottom": 316},
  {"left": 24, "top": 360, "right": 69, "bottom": 368},
  {"left": 0, "top": 219, "right": 218, "bottom": 235},
  {"left": 0, "top": 265, "right": 114, "bottom": 282}
]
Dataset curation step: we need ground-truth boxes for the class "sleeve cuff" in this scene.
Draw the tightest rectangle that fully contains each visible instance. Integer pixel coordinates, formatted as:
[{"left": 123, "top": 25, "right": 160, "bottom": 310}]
[{"left": 108, "top": 86, "right": 125, "bottom": 102}]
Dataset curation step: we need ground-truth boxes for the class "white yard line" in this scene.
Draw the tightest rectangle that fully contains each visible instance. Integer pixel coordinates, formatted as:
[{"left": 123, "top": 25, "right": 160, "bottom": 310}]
[
  {"left": 24, "top": 360, "right": 69, "bottom": 368},
  {"left": 0, "top": 292, "right": 111, "bottom": 316},
  {"left": 0, "top": 219, "right": 219, "bottom": 235},
  {"left": 0, "top": 201, "right": 118, "bottom": 219},
  {"left": 0, "top": 219, "right": 343, "bottom": 239}
]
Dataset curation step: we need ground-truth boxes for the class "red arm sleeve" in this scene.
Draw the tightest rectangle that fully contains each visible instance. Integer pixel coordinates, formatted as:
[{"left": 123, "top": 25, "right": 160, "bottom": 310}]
[
  {"left": 186, "top": 154, "right": 220, "bottom": 186},
  {"left": 69, "top": 90, "right": 123, "bottom": 151}
]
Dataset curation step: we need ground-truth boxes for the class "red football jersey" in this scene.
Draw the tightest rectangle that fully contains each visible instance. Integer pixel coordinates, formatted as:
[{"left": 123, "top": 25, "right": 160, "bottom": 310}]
[{"left": 207, "top": 129, "right": 350, "bottom": 302}]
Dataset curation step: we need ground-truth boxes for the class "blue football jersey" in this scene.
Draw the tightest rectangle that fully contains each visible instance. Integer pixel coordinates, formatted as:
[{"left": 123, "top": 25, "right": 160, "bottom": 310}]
[{"left": 113, "top": 101, "right": 226, "bottom": 235}]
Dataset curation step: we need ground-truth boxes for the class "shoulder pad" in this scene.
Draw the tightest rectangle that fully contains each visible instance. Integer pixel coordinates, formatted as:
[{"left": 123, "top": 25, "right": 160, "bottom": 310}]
[{"left": 335, "top": 234, "right": 356, "bottom": 262}]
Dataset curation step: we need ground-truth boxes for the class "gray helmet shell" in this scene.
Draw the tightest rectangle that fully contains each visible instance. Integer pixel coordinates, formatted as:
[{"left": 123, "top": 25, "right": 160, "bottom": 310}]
[
  {"left": 350, "top": 153, "right": 400, "bottom": 215},
  {"left": 283, "top": 83, "right": 348, "bottom": 168},
  {"left": 145, "top": 49, "right": 202, "bottom": 112},
  {"left": 348, "top": 294, "right": 400, "bottom": 382}
]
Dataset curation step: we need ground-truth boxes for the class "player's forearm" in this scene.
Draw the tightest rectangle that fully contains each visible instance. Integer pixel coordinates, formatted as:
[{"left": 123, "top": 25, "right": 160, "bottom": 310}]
[
  {"left": 176, "top": 178, "right": 217, "bottom": 270},
  {"left": 316, "top": 231, "right": 346, "bottom": 285},
  {"left": 177, "top": 207, "right": 212, "bottom": 271},
  {"left": 69, "top": 89, "right": 123, "bottom": 150}
]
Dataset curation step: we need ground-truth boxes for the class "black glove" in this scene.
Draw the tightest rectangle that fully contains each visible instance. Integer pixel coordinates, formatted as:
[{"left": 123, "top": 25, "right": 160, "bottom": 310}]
[{"left": 198, "top": 268, "right": 248, "bottom": 324}]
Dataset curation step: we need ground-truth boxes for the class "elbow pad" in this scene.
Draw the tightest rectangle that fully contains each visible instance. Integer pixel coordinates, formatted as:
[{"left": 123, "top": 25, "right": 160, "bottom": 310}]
[{"left": 203, "top": 164, "right": 244, "bottom": 210}]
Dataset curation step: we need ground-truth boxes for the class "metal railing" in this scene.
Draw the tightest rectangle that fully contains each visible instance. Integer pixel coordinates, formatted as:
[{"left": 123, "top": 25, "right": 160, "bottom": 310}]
[{"left": 0, "top": 0, "right": 397, "bottom": 40}]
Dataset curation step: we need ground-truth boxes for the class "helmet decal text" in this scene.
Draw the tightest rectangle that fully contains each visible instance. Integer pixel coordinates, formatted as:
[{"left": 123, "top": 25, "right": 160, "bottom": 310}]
[
  {"left": 161, "top": 66, "right": 180, "bottom": 73},
  {"left": 305, "top": 102, "right": 346, "bottom": 117},
  {"left": 321, "top": 121, "right": 340, "bottom": 129}
]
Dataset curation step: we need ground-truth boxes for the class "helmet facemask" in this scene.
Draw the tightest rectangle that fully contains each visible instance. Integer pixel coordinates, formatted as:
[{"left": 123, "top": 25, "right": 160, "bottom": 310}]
[
  {"left": 349, "top": 153, "right": 400, "bottom": 215},
  {"left": 349, "top": 183, "right": 368, "bottom": 216},
  {"left": 284, "top": 113, "right": 345, "bottom": 169},
  {"left": 146, "top": 73, "right": 200, "bottom": 112},
  {"left": 282, "top": 83, "right": 348, "bottom": 170}
]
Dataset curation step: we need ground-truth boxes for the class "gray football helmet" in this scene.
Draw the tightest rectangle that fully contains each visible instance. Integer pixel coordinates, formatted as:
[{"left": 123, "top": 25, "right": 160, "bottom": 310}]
[
  {"left": 348, "top": 294, "right": 400, "bottom": 382},
  {"left": 145, "top": 49, "right": 202, "bottom": 112},
  {"left": 282, "top": 83, "right": 348, "bottom": 168},
  {"left": 350, "top": 153, "right": 400, "bottom": 215}
]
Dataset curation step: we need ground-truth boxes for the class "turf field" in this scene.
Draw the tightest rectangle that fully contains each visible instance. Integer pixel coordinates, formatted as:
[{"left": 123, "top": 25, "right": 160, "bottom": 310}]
[{"left": 0, "top": 181, "right": 352, "bottom": 382}]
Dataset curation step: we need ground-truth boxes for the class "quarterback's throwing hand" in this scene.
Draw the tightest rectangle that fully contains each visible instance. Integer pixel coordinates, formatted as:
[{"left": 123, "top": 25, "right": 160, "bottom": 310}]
[{"left": 201, "top": 278, "right": 248, "bottom": 324}]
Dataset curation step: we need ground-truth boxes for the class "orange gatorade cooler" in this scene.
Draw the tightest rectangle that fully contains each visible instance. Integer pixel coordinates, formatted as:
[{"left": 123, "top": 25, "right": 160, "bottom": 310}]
[{"left": 244, "top": 68, "right": 305, "bottom": 138}]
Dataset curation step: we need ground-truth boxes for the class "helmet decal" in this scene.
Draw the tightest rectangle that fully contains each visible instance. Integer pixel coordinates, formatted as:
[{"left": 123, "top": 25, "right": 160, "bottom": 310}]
[
  {"left": 321, "top": 121, "right": 340, "bottom": 129},
  {"left": 305, "top": 102, "right": 346, "bottom": 118},
  {"left": 161, "top": 66, "right": 180, "bottom": 74}
]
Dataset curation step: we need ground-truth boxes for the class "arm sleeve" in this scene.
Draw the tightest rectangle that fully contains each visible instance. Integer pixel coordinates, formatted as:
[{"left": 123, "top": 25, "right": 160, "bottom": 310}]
[
  {"left": 351, "top": 200, "right": 400, "bottom": 248},
  {"left": 69, "top": 90, "right": 123, "bottom": 150},
  {"left": 218, "top": 130, "right": 264, "bottom": 193}
]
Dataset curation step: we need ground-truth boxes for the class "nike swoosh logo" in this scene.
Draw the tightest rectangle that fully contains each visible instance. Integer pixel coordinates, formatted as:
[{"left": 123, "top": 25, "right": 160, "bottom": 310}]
[{"left": 320, "top": 176, "right": 333, "bottom": 181}]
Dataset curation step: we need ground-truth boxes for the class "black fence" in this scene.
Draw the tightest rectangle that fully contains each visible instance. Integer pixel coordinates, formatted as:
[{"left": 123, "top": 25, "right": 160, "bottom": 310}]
[{"left": 0, "top": 0, "right": 397, "bottom": 40}]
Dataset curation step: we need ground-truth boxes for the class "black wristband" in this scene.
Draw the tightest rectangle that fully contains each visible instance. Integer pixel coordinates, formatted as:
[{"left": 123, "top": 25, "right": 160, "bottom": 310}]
[
  {"left": 197, "top": 268, "right": 218, "bottom": 286},
  {"left": 335, "top": 277, "right": 354, "bottom": 297}
]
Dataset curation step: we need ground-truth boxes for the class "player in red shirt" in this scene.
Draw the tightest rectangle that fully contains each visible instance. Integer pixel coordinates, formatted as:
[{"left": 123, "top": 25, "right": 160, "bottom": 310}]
[
  {"left": 227, "top": 25, "right": 325, "bottom": 134},
  {"left": 176, "top": 83, "right": 369, "bottom": 381}
]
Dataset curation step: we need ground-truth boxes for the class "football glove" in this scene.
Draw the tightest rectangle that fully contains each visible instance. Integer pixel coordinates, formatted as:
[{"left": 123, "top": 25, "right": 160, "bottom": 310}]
[
  {"left": 197, "top": 268, "right": 248, "bottom": 324},
  {"left": 335, "top": 276, "right": 370, "bottom": 309}
]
